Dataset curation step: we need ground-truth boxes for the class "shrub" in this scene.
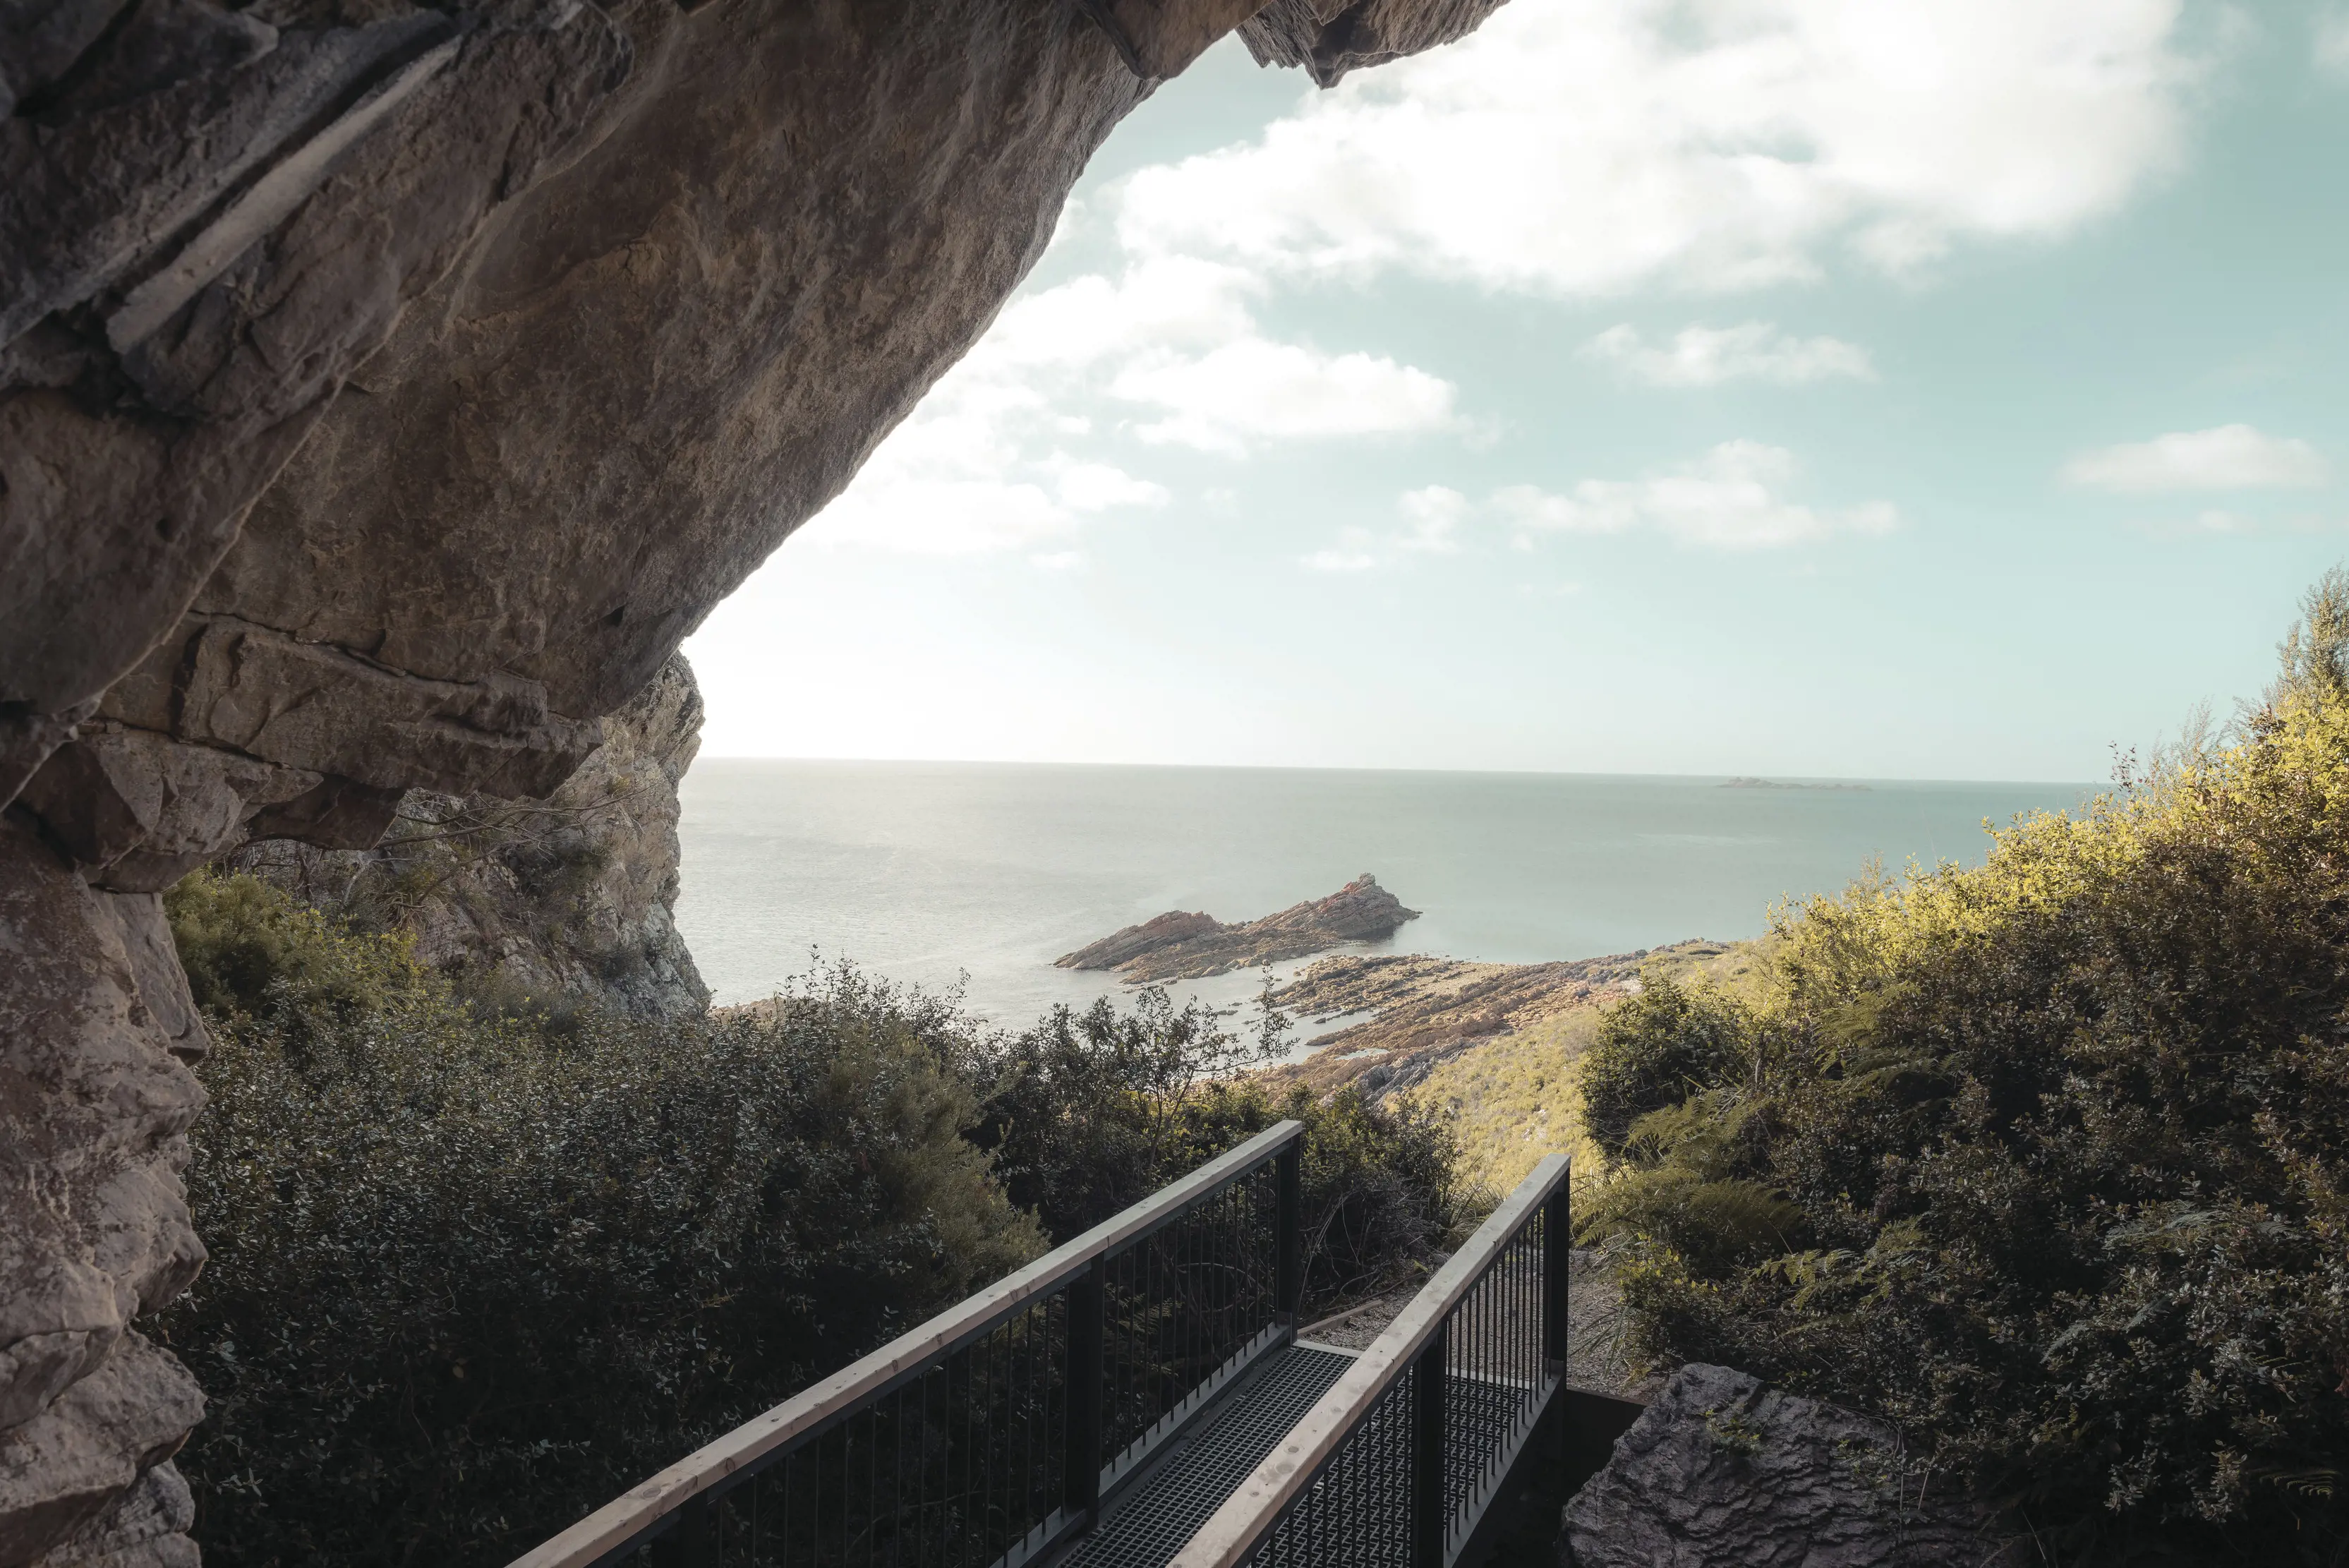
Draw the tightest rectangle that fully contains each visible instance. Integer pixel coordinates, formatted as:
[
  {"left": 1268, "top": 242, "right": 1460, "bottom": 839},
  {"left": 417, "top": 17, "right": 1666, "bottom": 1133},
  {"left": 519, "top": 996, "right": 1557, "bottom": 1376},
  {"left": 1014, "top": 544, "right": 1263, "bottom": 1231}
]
[
  {"left": 1577, "top": 976, "right": 1756, "bottom": 1161},
  {"left": 973, "top": 990, "right": 1466, "bottom": 1307},
  {"left": 162, "top": 883, "right": 1041, "bottom": 1568},
  {"left": 167, "top": 870, "right": 423, "bottom": 1035},
  {"left": 164, "top": 881, "right": 1466, "bottom": 1564},
  {"left": 1573, "top": 582, "right": 2349, "bottom": 1564}
]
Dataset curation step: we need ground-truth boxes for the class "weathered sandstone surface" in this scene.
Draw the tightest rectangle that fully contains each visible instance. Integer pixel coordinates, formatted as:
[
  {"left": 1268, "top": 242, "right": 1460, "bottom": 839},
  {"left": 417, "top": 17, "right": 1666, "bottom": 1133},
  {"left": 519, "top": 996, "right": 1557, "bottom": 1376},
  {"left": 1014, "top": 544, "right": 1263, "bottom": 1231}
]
[
  {"left": 1562, "top": 1363, "right": 2010, "bottom": 1568},
  {"left": 0, "top": 1, "right": 1509, "bottom": 1557},
  {"left": 227, "top": 653, "right": 709, "bottom": 1021},
  {"left": 1058, "top": 874, "right": 1421, "bottom": 982}
]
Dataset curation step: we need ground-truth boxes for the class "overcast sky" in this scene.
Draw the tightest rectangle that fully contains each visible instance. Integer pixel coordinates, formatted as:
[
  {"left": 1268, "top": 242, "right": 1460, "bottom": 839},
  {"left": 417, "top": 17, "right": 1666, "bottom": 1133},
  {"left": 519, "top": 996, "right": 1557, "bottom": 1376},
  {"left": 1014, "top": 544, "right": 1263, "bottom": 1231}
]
[{"left": 684, "top": 0, "right": 2349, "bottom": 781}]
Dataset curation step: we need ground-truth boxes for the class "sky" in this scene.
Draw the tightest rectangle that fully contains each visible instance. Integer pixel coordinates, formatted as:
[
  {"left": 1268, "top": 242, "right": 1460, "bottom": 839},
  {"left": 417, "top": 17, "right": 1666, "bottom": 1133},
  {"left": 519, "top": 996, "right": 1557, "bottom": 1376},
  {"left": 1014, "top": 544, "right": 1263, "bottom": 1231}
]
[{"left": 684, "top": 0, "right": 2349, "bottom": 782}]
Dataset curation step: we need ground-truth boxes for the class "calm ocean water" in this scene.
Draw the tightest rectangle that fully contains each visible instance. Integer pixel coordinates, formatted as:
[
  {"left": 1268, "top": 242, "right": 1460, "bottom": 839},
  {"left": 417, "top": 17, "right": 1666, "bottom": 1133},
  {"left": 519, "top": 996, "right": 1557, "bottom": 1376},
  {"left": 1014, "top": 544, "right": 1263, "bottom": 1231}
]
[{"left": 674, "top": 761, "right": 2093, "bottom": 1035}]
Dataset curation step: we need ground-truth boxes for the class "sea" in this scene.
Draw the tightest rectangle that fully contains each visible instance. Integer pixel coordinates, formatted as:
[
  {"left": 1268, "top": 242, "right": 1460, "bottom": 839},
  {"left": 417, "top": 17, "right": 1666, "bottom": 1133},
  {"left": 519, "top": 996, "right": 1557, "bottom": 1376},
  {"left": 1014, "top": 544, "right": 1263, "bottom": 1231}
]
[{"left": 674, "top": 761, "right": 2094, "bottom": 1049}]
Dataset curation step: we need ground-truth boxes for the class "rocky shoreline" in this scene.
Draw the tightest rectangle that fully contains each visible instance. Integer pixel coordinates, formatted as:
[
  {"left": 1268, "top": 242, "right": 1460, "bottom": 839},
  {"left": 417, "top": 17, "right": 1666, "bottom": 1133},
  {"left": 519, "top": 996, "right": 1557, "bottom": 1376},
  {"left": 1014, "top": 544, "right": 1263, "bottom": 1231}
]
[{"left": 1266, "top": 941, "right": 1732, "bottom": 1100}]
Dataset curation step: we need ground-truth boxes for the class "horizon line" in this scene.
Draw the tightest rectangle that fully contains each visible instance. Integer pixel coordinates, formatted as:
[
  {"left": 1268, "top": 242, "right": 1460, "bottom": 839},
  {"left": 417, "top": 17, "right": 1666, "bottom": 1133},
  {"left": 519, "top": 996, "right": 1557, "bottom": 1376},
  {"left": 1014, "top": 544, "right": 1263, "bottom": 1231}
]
[{"left": 686, "top": 753, "right": 2102, "bottom": 790}]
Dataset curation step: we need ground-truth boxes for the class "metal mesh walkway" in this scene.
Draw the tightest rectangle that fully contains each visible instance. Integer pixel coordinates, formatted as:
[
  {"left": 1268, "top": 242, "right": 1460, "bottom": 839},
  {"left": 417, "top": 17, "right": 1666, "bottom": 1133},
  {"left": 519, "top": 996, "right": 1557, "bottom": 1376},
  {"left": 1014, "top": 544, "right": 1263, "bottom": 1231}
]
[{"left": 1062, "top": 1346, "right": 1356, "bottom": 1568}]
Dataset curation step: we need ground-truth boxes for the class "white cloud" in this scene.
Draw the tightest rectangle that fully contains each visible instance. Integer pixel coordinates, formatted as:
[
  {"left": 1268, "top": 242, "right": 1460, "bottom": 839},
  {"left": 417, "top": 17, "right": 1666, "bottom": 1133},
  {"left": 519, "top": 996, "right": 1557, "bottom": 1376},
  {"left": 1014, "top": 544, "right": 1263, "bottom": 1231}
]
[
  {"left": 2318, "top": 8, "right": 2349, "bottom": 76},
  {"left": 1113, "top": 339, "right": 1458, "bottom": 455},
  {"left": 1396, "top": 486, "right": 1469, "bottom": 553},
  {"left": 1583, "top": 322, "right": 1876, "bottom": 385},
  {"left": 814, "top": 476, "right": 1076, "bottom": 556},
  {"left": 1492, "top": 441, "right": 1899, "bottom": 549},
  {"left": 1305, "top": 450, "right": 1887, "bottom": 565},
  {"left": 1300, "top": 488, "right": 1471, "bottom": 571},
  {"left": 808, "top": 0, "right": 2199, "bottom": 558},
  {"left": 1051, "top": 459, "right": 1171, "bottom": 511},
  {"left": 802, "top": 256, "right": 1459, "bottom": 553},
  {"left": 2061, "top": 423, "right": 2331, "bottom": 493},
  {"left": 1118, "top": 0, "right": 2201, "bottom": 296}
]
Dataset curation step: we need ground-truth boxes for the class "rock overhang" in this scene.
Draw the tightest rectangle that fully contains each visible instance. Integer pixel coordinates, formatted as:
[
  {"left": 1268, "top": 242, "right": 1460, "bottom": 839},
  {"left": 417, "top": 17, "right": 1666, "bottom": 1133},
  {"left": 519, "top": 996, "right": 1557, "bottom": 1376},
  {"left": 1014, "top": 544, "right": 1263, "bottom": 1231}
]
[{"left": 0, "top": 1, "right": 1514, "bottom": 1559}]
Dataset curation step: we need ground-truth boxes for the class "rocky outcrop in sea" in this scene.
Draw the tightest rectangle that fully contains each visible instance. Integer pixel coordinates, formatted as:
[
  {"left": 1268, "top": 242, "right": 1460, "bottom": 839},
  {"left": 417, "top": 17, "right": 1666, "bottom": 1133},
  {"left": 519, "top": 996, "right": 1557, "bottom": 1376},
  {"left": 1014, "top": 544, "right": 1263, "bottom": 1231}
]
[{"left": 1057, "top": 874, "right": 1420, "bottom": 983}]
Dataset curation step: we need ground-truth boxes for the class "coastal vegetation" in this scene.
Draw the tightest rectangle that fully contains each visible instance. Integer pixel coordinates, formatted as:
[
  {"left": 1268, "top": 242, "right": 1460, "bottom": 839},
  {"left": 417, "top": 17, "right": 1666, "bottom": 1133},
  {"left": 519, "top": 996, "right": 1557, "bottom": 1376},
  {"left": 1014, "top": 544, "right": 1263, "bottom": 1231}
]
[
  {"left": 977, "top": 988, "right": 1466, "bottom": 1303},
  {"left": 1263, "top": 941, "right": 1758, "bottom": 1200},
  {"left": 1574, "top": 578, "right": 2349, "bottom": 1563},
  {"left": 162, "top": 879, "right": 1456, "bottom": 1567}
]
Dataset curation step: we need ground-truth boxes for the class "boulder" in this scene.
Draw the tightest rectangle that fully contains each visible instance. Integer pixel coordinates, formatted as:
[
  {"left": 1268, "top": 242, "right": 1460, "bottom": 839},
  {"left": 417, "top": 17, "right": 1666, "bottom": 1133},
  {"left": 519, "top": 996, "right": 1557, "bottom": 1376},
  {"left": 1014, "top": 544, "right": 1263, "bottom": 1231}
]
[
  {"left": 1561, "top": 1363, "right": 2012, "bottom": 1568},
  {"left": 29, "top": 1461, "right": 196, "bottom": 1568},
  {"left": 0, "top": 1337, "right": 201, "bottom": 1568}
]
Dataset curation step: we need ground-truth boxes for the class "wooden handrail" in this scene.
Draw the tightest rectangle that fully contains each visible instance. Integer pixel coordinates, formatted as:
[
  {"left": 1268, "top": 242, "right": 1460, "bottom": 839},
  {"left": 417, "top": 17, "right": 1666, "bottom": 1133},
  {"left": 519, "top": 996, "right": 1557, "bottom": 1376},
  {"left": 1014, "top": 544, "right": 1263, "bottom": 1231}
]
[
  {"left": 507, "top": 1118, "right": 1303, "bottom": 1568},
  {"left": 1164, "top": 1153, "right": 1571, "bottom": 1568}
]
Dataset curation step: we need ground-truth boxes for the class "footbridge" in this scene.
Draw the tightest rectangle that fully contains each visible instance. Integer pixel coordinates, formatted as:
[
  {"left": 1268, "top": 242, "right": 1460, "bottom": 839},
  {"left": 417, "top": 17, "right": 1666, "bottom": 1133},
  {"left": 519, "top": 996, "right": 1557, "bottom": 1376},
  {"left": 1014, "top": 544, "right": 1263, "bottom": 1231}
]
[{"left": 511, "top": 1123, "right": 1635, "bottom": 1568}]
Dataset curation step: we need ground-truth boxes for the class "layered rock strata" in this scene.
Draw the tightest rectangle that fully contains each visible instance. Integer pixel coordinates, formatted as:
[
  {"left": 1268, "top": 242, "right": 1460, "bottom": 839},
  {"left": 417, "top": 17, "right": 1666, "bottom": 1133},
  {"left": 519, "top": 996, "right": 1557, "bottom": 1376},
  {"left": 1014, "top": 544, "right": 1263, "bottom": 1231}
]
[
  {"left": 1267, "top": 941, "right": 1731, "bottom": 1099},
  {"left": 1058, "top": 874, "right": 1421, "bottom": 982},
  {"left": 0, "top": 1, "right": 1509, "bottom": 1558},
  {"left": 227, "top": 654, "right": 711, "bottom": 1021}
]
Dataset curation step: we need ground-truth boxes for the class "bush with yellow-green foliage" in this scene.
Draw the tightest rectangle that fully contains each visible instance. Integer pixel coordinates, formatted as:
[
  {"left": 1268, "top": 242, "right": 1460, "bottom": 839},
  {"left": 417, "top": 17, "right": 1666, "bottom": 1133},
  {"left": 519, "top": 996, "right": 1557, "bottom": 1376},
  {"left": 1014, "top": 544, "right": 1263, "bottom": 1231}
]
[
  {"left": 1576, "top": 579, "right": 2349, "bottom": 1564},
  {"left": 1399, "top": 1006, "right": 1605, "bottom": 1202},
  {"left": 1399, "top": 941, "right": 1768, "bottom": 1205},
  {"left": 162, "top": 873, "right": 1042, "bottom": 1568}
]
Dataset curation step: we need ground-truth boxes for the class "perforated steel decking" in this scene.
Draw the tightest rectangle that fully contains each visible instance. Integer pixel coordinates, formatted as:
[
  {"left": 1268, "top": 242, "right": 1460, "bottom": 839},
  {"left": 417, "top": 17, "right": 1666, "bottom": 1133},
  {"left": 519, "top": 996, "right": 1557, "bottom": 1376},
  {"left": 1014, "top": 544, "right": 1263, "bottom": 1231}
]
[
  {"left": 1055, "top": 1347, "right": 1550, "bottom": 1568},
  {"left": 1061, "top": 1346, "right": 1355, "bottom": 1568}
]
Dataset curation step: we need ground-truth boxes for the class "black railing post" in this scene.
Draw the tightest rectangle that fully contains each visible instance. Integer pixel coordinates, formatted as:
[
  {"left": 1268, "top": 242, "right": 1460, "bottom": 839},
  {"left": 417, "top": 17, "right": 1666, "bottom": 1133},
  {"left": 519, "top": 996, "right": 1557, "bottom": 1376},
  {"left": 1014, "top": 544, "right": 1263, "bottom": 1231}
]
[
  {"left": 1411, "top": 1321, "right": 1448, "bottom": 1568},
  {"left": 1064, "top": 1259, "right": 1106, "bottom": 1526},
  {"left": 648, "top": 1490, "right": 713, "bottom": 1567},
  {"left": 1274, "top": 1136, "right": 1303, "bottom": 1324},
  {"left": 1544, "top": 1181, "right": 1570, "bottom": 1376}
]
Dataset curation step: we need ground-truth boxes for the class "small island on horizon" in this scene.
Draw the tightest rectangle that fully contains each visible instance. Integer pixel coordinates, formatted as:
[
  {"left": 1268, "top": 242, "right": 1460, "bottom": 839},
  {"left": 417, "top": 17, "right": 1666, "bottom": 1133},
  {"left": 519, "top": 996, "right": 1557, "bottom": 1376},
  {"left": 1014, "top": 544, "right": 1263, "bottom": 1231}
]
[{"left": 1720, "top": 776, "right": 1873, "bottom": 791}]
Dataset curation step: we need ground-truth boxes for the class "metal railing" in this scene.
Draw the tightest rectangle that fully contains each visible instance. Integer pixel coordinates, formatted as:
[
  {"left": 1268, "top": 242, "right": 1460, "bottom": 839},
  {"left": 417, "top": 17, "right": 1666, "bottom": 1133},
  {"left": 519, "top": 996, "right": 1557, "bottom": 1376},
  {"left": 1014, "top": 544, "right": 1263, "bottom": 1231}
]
[
  {"left": 510, "top": 1121, "right": 1307, "bottom": 1568},
  {"left": 1166, "top": 1154, "right": 1570, "bottom": 1568}
]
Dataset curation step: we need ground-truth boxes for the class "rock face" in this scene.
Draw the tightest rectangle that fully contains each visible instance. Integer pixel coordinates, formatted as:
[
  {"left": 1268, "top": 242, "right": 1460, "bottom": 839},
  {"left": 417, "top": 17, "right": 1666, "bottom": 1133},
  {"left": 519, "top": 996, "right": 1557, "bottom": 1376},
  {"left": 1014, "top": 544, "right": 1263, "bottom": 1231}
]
[
  {"left": 226, "top": 654, "right": 711, "bottom": 1021},
  {"left": 26, "top": 1459, "right": 196, "bottom": 1568},
  {"left": 1561, "top": 1364, "right": 2011, "bottom": 1568},
  {"left": 1058, "top": 874, "right": 1420, "bottom": 982},
  {"left": 0, "top": 1, "right": 1510, "bottom": 1557},
  {"left": 0, "top": 816, "right": 209, "bottom": 1567}
]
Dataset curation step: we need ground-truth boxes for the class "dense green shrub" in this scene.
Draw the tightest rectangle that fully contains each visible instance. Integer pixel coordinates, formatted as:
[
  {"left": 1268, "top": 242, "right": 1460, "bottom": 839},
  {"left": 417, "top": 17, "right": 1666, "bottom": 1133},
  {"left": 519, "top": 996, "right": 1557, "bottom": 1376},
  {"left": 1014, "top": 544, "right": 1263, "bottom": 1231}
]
[
  {"left": 1578, "top": 976, "right": 1757, "bottom": 1160},
  {"left": 169, "top": 869, "right": 422, "bottom": 1033},
  {"left": 1575, "top": 585, "right": 2349, "bottom": 1564},
  {"left": 164, "top": 878, "right": 1465, "bottom": 1564},
  {"left": 973, "top": 989, "right": 1468, "bottom": 1308},
  {"left": 162, "top": 876, "right": 1041, "bottom": 1568}
]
